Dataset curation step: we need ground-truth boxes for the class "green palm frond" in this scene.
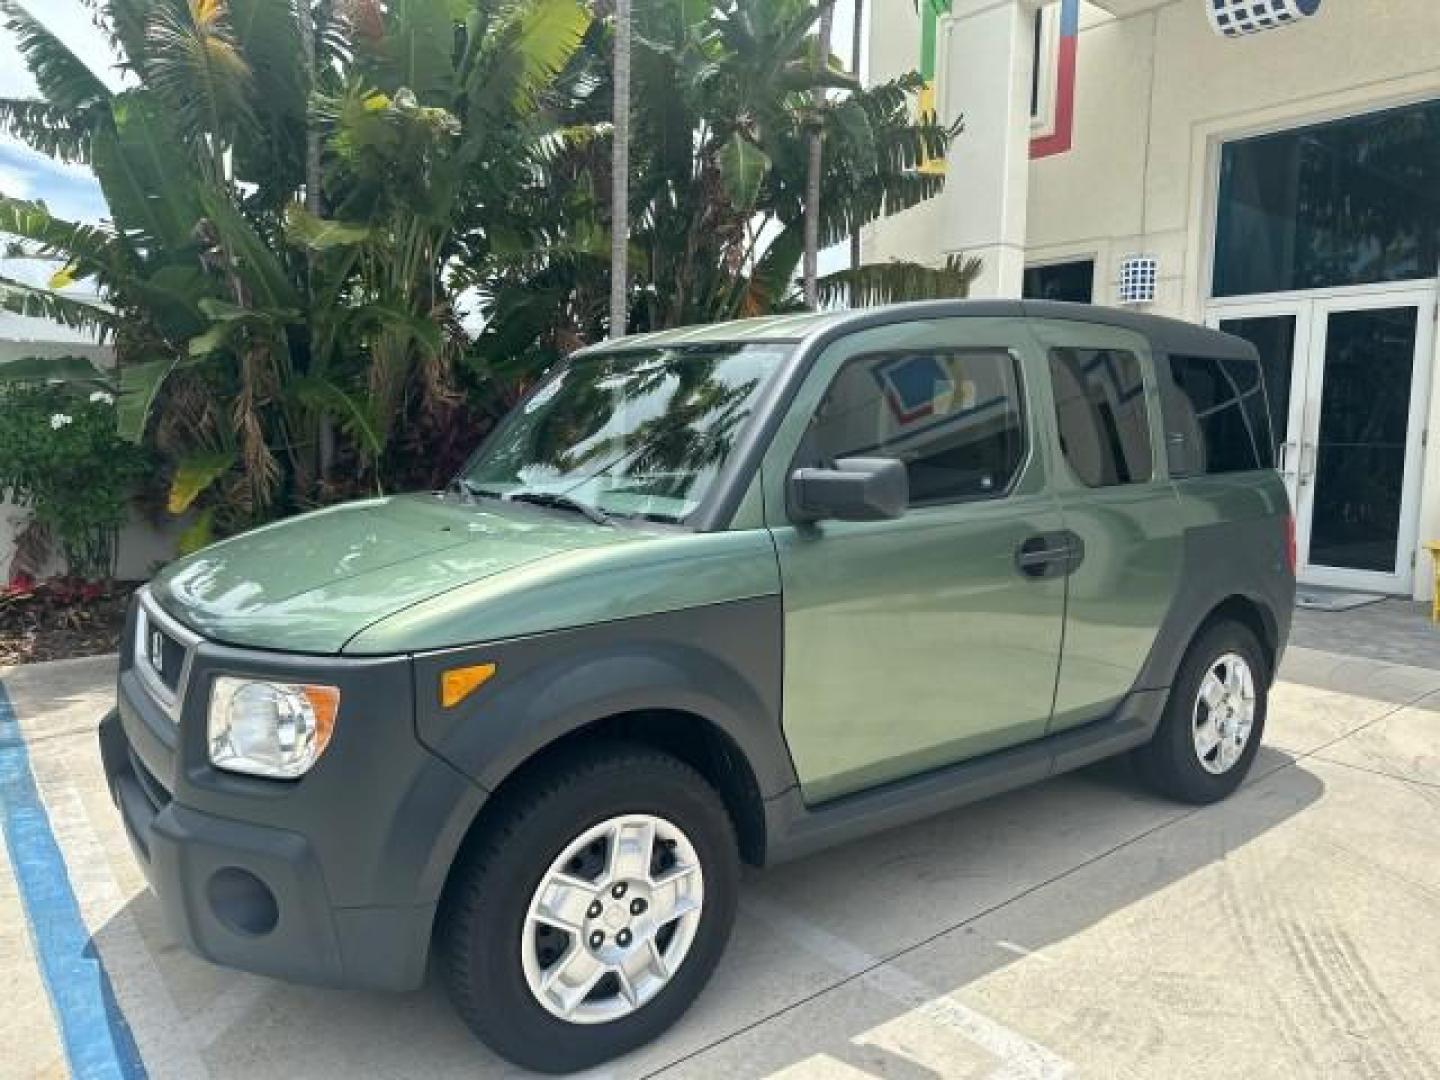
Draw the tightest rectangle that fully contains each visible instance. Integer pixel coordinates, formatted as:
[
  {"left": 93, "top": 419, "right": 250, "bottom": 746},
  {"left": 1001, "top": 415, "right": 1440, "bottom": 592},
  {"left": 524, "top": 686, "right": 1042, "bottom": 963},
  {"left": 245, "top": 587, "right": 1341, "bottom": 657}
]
[
  {"left": 465, "top": 0, "right": 592, "bottom": 119},
  {"left": 0, "top": 0, "right": 113, "bottom": 111},
  {"left": 816, "top": 254, "right": 984, "bottom": 308},
  {"left": 0, "top": 353, "right": 113, "bottom": 385},
  {"left": 0, "top": 273, "right": 118, "bottom": 336},
  {"left": 79, "top": 0, "right": 178, "bottom": 76},
  {"left": 144, "top": 0, "right": 257, "bottom": 162},
  {"left": 0, "top": 197, "right": 129, "bottom": 278},
  {"left": 0, "top": 97, "right": 99, "bottom": 163},
  {"left": 91, "top": 90, "right": 205, "bottom": 251}
]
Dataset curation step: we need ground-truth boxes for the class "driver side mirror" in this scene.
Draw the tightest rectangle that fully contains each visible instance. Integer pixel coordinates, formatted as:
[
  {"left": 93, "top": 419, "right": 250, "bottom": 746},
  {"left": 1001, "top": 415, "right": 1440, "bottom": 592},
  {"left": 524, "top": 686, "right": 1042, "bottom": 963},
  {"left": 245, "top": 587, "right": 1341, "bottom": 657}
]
[{"left": 788, "top": 457, "right": 909, "bottom": 524}]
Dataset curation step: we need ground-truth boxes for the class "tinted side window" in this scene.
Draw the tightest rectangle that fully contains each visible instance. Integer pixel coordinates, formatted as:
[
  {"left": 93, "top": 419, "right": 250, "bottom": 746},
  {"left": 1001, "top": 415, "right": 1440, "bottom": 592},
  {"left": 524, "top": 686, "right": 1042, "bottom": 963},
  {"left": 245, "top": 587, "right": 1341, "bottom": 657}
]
[
  {"left": 804, "top": 349, "right": 1027, "bottom": 506},
  {"left": 1047, "top": 348, "right": 1153, "bottom": 487},
  {"left": 1163, "top": 354, "right": 1275, "bottom": 476}
]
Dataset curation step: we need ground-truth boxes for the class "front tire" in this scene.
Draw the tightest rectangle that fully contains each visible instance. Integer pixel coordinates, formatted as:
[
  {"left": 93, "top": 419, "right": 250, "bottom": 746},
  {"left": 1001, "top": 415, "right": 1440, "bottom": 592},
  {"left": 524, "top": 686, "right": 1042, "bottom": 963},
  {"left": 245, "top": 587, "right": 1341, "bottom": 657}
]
[
  {"left": 1134, "top": 620, "right": 1269, "bottom": 804},
  {"left": 440, "top": 744, "right": 739, "bottom": 1074}
]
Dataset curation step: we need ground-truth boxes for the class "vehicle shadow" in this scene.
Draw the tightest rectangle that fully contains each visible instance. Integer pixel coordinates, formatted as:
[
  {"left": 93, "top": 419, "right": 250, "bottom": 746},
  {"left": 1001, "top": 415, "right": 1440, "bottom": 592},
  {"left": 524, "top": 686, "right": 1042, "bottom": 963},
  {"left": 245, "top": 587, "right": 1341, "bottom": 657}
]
[
  {"left": 635, "top": 745, "right": 1324, "bottom": 1076},
  {"left": 87, "top": 745, "right": 1323, "bottom": 1079}
]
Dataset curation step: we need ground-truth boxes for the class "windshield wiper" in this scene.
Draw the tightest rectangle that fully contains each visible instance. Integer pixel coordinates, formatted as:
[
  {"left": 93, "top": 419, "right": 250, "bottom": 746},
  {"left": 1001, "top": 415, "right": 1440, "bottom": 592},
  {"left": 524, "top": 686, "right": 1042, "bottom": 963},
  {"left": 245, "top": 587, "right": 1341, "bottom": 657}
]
[
  {"left": 453, "top": 478, "right": 504, "bottom": 502},
  {"left": 453, "top": 478, "right": 613, "bottom": 526},
  {"left": 507, "top": 490, "right": 614, "bottom": 526}
]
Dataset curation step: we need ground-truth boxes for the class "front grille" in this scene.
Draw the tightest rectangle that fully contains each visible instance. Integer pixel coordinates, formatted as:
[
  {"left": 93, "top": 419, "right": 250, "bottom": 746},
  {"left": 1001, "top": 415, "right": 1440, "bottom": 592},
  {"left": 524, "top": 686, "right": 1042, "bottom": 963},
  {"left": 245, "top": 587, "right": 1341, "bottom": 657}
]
[
  {"left": 143, "top": 623, "right": 187, "bottom": 694},
  {"left": 133, "top": 594, "right": 198, "bottom": 717}
]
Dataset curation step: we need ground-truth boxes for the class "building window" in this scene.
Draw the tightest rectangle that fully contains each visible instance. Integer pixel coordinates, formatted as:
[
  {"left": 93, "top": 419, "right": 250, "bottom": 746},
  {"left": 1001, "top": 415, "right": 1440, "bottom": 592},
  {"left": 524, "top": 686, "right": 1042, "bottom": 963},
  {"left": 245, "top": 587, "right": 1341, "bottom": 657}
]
[
  {"left": 1023, "top": 259, "right": 1094, "bottom": 303},
  {"left": 802, "top": 349, "right": 1027, "bottom": 507},
  {"left": 1048, "top": 348, "right": 1152, "bottom": 488},
  {"left": 1161, "top": 354, "right": 1276, "bottom": 476},
  {"left": 1213, "top": 99, "right": 1440, "bottom": 297},
  {"left": 1029, "top": 3, "right": 1061, "bottom": 136},
  {"left": 1030, "top": 7, "right": 1045, "bottom": 120}
]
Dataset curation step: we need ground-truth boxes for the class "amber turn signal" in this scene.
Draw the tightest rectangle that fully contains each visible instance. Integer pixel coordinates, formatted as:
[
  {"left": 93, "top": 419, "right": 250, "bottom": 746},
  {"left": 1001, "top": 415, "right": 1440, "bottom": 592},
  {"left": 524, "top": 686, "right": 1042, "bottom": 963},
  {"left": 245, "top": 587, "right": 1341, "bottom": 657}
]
[{"left": 440, "top": 663, "right": 497, "bottom": 708}]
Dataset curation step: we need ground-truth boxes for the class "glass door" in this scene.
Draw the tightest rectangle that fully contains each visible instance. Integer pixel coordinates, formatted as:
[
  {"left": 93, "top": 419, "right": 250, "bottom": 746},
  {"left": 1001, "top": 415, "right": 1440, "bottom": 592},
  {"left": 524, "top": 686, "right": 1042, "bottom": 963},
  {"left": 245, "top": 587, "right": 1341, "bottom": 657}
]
[
  {"left": 1299, "top": 293, "right": 1434, "bottom": 594},
  {"left": 1209, "top": 288, "right": 1435, "bottom": 595},
  {"left": 1209, "top": 303, "right": 1308, "bottom": 517}
]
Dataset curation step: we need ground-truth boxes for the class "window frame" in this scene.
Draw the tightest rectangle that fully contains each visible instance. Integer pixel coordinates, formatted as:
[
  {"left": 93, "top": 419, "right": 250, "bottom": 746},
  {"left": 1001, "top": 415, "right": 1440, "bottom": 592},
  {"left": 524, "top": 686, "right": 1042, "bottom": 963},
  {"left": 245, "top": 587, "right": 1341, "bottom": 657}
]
[
  {"left": 787, "top": 344, "right": 1034, "bottom": 514},
  {"left": 1045, "top": 345, "right": 1156, "bottom": 489}
]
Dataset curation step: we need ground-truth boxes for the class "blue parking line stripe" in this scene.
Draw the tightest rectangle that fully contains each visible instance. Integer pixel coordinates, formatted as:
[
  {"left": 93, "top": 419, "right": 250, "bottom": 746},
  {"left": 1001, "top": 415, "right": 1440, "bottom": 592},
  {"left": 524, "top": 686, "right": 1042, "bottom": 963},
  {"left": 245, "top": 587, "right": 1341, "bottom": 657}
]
[{"left": 0, "top": 682, "right": 146, "bottom": 1080}]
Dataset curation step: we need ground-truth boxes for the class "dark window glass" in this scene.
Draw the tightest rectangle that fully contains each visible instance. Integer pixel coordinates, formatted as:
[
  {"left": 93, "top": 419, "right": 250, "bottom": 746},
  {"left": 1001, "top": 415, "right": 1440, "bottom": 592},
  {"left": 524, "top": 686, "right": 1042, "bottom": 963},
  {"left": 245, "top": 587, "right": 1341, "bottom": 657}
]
[
  {"left": 803, "top": 349, "right": 1026, "bottom": 506},
  {"left": 1217, "top": 316, "right": 1295, "bottom": 451},
  {"left": 1023, "top": 260, "right": 1094, "bottom": 303},
  {"left": 1308, "top": 307, "right": 1418, "bottom": 572},
  {"left": 1214, "top": 100, "right": 1440, "bottom": 297},
  {"left": 1048, "top": 348, "right": 1152, "bottom": 487},
  {"left": 1162, "top": 355, "right": 1275, "bottom": 476},
  {"left": 1030, "top": 9, "right": 1044, "bottom": 119}
]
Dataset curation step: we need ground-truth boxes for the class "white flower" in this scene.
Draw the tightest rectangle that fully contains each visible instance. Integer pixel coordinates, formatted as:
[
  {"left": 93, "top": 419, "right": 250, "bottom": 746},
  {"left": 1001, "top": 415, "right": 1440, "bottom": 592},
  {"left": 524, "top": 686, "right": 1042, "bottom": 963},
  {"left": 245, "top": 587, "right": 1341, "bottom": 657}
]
[
  {"left": 49, "top": 413, "right": 73, "bottom": 430},
  {"left": 89, "top": 390, "right": 115, "bottom": 405}
]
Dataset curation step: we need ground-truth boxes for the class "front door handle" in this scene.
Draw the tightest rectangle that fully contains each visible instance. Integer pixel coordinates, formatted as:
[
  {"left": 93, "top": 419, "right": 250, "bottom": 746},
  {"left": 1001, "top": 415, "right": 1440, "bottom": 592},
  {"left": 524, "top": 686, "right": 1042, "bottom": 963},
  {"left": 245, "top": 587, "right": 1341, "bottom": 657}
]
[{"left": 1016, "top": 532, "right": 1084, "bottom": 579}]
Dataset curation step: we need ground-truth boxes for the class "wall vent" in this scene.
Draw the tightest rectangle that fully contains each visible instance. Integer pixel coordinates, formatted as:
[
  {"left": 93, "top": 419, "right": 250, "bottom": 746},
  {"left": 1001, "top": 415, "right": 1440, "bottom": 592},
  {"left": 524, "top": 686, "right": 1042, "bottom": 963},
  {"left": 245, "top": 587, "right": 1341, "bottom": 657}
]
[
  {"left": 1117, "top": 256, "right": 1158, "bottom": 306},
  {"left": 1207, "top": 0, "right": 1322, "bottom": 38}
]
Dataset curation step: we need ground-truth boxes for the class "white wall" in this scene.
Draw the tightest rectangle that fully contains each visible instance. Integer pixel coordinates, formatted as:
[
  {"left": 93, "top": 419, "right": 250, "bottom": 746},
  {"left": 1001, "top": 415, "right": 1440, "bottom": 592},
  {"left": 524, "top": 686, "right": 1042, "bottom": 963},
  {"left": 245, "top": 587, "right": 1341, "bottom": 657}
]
[
  {"left": 867, "top": 0, "right": 1440, "bottom": 600},
  {"left": 1026, "top": 0, "right": 1440, "bottom": 316},
  {"left": 1025, "top": 0, "right": 1440, "bottom": 602},
  {"left": 0, "top": 501, "right": 181, "bottom": 583}
]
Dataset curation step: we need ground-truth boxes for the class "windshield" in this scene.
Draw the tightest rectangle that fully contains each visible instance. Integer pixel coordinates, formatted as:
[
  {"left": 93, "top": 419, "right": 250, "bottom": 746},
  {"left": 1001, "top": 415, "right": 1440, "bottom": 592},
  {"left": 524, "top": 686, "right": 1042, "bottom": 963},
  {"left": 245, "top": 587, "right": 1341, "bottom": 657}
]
[{"left": 461, "top": 344, "right": 792, "bottom": 523}]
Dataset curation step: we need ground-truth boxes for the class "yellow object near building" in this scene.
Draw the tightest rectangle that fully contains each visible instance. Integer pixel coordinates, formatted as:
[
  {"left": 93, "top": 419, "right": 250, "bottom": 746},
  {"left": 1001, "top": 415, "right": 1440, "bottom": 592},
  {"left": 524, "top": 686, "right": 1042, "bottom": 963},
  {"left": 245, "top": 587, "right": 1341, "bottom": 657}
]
[{"left": 1427, "top": 542, "right": 1440, "bottom": 624}]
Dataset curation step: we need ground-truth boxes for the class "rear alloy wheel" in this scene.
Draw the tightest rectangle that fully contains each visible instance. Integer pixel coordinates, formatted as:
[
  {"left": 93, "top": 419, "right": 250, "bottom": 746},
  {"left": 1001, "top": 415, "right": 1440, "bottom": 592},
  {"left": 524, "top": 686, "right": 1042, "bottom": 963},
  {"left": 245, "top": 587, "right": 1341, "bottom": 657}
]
[
  {"left": 1134, "top": 620, "right": 1269, "bottom": 804},
  {"left": 1191, "top": 653, "right": 1257, "bottom": 776},
  {"left": 441, "top": 746, "right": 738, "bottom": 1074}
]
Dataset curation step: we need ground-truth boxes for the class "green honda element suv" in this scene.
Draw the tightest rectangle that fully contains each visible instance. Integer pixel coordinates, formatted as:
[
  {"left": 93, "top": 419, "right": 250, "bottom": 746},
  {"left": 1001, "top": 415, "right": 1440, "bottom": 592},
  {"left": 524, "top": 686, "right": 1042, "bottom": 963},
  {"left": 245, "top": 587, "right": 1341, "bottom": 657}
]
[{"left": 101, "top": 301, "right": 1294, "bottom": 1073}]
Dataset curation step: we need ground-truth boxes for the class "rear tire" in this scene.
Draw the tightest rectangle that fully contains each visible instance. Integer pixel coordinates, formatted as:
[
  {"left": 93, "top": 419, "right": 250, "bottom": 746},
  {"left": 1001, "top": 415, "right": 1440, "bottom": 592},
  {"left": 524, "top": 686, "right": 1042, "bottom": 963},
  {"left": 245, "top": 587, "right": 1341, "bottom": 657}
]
[
  {"left": 1134, "top": 620, "right": 1269, "bottom": 804},
  {"left": 439, "top": 743, "right": 739, "bottom": 1074}
]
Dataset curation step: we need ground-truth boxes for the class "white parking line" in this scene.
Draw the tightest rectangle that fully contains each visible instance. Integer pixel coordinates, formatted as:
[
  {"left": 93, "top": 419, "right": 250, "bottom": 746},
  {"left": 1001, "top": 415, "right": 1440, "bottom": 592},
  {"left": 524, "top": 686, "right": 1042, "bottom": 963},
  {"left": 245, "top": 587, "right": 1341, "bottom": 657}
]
[{"left": 742, "top": 896, "right": 1072, "bottom": 1080}]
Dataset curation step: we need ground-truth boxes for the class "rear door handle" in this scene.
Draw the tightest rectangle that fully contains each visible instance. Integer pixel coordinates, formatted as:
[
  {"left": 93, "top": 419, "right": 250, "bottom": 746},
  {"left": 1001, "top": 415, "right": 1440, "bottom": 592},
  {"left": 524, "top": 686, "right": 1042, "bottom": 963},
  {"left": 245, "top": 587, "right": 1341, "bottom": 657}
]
[{"left": 1015, "top": 531, "right": 1085, "bottom": 580}]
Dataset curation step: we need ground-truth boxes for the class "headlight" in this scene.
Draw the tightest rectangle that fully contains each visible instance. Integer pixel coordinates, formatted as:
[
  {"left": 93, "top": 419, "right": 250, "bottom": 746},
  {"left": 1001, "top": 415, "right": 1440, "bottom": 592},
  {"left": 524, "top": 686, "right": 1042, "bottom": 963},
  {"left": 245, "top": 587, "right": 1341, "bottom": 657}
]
[{"left": 208, "top": 677, "right": 340, "bottom": 779}]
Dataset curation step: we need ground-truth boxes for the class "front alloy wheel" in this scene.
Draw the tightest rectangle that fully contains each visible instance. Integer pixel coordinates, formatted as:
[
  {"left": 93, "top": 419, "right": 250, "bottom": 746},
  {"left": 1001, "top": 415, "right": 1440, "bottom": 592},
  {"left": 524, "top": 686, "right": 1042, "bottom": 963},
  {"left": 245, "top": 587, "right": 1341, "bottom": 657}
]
[
  {"left": 523, "top": 814, "right": 704, "bottom": 1023},
  {"left": 441, "top": 745, "right": 739, "bottom": 1074}
]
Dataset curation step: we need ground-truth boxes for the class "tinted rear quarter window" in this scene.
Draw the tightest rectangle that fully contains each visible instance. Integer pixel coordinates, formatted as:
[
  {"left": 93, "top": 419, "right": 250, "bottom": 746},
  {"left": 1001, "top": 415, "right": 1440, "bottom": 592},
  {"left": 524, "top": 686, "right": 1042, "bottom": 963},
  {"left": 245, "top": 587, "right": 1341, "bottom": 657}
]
[
  {"left": 1047, "top": 347, "right": 1153, "bottom": 487},
  {"left": 1163, "top": 354, "right": 1275, "bottom": 476}
]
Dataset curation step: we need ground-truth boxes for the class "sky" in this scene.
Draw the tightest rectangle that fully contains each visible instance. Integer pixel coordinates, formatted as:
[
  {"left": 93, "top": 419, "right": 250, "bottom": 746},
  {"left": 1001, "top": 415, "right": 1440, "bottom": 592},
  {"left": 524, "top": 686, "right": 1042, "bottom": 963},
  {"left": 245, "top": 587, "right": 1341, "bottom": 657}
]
[
  {"left": 0, "top": 1, "right": 118, "bottom": 342},
  {"left": 0, "top": 0, "right": 120, "bottom": 224}
]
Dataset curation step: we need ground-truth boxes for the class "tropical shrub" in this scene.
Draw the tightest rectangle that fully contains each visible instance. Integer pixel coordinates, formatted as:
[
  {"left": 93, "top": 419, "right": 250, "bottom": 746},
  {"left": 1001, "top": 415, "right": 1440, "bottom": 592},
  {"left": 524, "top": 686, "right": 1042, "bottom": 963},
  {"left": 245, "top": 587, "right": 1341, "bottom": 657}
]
[
  {"left": 0, "top": 0, "right": 971, "bottom": 549},
  {"left": 0, "top": 383, "right": 148, "bottom": 580},
  {"left": 0, "top": 0, "right": 594, "bottom": 544}
]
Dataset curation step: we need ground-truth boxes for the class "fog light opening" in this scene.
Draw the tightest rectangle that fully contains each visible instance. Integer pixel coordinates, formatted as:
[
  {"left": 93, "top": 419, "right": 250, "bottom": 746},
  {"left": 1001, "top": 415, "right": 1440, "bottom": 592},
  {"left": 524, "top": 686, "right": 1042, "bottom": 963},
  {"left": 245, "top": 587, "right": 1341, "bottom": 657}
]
[{"left": 207, "top": 867, "right": 279, "bottom": 936}]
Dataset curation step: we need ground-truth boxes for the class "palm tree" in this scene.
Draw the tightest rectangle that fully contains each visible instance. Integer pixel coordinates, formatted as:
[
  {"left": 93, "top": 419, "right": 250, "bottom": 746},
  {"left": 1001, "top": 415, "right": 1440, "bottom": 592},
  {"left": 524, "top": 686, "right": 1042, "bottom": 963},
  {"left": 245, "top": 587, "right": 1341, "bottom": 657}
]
[
  {"left": 608, "top": 0, "right": 631, "bottom": 338},
  {"left": 0, "top": 0, "right": 595, "bottom": 539},
  {"left": 848, "top": 0, "right": 864, "bottom": 304},
  {"left": 802, "top": 0, "right": 835, "bottom": 309}
]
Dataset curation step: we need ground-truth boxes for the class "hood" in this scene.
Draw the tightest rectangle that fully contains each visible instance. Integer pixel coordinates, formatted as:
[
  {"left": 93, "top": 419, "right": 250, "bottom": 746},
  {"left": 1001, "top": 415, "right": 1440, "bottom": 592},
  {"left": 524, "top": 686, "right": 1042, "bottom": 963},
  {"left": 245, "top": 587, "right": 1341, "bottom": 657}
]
[{"left": 150, "top": 494, "right": 644, "bottom": 653}]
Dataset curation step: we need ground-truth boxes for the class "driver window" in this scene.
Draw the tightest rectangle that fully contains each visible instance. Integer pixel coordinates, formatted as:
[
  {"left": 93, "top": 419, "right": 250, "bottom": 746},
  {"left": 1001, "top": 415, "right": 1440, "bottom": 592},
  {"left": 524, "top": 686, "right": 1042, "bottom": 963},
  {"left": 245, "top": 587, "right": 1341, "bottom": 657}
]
[{"left": 800, "top": 348, "right": 1028, "bottom": 506}]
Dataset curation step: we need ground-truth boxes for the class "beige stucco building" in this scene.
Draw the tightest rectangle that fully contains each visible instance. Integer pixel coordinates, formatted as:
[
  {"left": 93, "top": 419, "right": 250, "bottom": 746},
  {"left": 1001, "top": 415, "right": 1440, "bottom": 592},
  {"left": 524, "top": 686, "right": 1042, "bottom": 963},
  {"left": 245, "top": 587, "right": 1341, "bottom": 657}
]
[{"left": 866, "top": 0, "right": 1440, "bottom": 601}]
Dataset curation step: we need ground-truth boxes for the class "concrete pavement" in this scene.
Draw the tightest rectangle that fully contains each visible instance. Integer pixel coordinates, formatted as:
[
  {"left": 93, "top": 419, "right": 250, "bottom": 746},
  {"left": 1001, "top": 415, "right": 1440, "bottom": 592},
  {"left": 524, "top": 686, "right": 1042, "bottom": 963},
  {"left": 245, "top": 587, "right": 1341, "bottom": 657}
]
[{"left": 2, "top": 637, "right": 1439, "bottom": 1079}]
